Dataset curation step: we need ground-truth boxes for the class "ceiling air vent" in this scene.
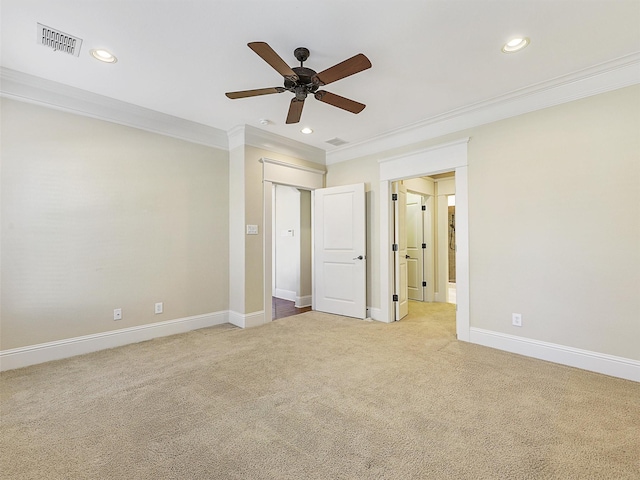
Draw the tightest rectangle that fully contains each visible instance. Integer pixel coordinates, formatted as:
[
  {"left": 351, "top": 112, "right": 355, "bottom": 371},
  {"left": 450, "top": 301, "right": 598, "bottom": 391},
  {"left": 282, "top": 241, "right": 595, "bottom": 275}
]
[
  {"left": 325, "top": 137, "right": 349, "bottom": 146},
  {"left": 37, "top": 23, "right": 82, "bottom": 57}
]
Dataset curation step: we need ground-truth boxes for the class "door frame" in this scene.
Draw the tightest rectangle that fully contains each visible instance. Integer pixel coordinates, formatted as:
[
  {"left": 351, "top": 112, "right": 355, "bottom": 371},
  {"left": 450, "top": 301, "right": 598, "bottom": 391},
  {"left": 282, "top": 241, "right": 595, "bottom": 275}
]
[
  {"left": 379, "top": 138, "right": 470, "bottom": 341},
  {"left": 262, "top": 158, "right": 325, "bottom": 324}
]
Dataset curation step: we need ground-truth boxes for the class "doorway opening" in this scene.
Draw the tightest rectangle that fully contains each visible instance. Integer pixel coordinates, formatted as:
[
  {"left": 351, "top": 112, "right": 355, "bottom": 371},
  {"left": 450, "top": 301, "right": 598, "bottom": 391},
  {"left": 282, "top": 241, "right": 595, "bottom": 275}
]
[
  {"left": 447, "top": 194, "right": 456, "bottom": 305},
  {"left": 271, "top": 184, "right": 313, "bottom": 320},
  {"left": 392, "top": 171, "right": 456, "bottom": 321},
  {"left": 262, "top": 157, "right": 325, "bottom": 326},
  {"left": 379, "top": 138, "right": 469, "bottom": 341}
]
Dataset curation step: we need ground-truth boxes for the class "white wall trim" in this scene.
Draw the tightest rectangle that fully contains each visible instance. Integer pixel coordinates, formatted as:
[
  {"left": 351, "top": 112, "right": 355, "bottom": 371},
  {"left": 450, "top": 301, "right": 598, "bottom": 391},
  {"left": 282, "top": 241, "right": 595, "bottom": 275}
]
[
  {"left": 367, "top": 307, "right": 384, "bottom": 322},
  {"left": 0, "top": 67, "right": 229, "bottom": 150},
  {"left": 262, "top": 156, "right": 325, "bottom": 190},
  {"left": 263, "top": 165, "right": 325, "bottom": 327},
  {"left": 275, "top": 288, "right": 296, "bottom": 302},
  {"left": 228, "top": 310, "right": 266, "bottom": 329},
  {"left": 379, "top": 138, "right": 470, "bottom": 182},
  {"left": 0, "top": 312, "right": 229, "bottom": 372},
  {"left": 227, "top": 124, "right": 247, "bottom": 151},
  {"left": 379, "top": 140, "right": 469, "bottom": 339},
  {"left": 470, "top": 328, "right": 640, "bottom": 383},
  {"left": 228, "top": 124, "right": 326, "bottom": 164},
  {"left": 295, "top": 295, "right": 313, "bottom": 308},
  {"left": 261, "top": 157, "right": 326, "bottom": 175},
  {"left": 327, "top": 53, "right": 640, "bottom": 164}
]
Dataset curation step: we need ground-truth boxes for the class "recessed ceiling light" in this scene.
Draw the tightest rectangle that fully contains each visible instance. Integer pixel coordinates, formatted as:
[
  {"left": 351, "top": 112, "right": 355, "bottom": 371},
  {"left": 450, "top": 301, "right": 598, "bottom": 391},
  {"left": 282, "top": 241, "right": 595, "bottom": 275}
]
[
  {"left": 90, "top": 49, "right": 117, "bottom": 63},
  {"left": 301, "top": 127, "right": 313, "bottom": 134},
  {"left": 502, "top": 37, "right": 530, "bottom": 53}
]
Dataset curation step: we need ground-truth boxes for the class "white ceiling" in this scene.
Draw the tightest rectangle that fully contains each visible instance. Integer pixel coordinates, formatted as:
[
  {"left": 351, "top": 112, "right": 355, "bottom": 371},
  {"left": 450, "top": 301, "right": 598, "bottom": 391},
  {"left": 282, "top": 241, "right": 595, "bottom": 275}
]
[{"left": 2, "top": 0, "right": 639, "bottom": 152}]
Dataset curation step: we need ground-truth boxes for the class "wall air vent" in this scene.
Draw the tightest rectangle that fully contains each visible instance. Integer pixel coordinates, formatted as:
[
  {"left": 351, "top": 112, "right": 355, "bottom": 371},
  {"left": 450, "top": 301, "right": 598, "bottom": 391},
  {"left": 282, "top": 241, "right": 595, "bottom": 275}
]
[
  {"left": 325, "top": 137, "right": 349, "bottom": 146},
  {"left": 37, "top": 23, "right": 82, "bottom": 57}
]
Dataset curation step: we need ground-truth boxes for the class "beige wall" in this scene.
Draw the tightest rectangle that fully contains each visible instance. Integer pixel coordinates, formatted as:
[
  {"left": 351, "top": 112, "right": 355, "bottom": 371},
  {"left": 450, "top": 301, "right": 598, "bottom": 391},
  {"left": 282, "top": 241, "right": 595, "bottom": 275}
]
[
  {"left": 1, "top": 98, "right": 229, "bottom": 350},
  {"left": 467, "top": 85, "right": 639, "bottom": 359},
  {"left": 326, "top": 85, "right": 640, "bottom": 360},
  {"left": 3, "top": 84, "right": 637, "bottom": 364}
]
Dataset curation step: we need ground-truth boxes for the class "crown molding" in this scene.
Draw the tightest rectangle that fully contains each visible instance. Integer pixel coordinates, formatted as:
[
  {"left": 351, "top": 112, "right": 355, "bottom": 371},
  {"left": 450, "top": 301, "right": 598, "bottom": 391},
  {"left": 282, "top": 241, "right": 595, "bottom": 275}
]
[
  {"left": 326, "top": 52, "right": 640, "bottom": 165},
  {"left": 377, "top": 137, "right": 470, "bottom": 165},
  {"left": 227, "top": 124, "right": 326, "bottom": 165},
  {"left": 227, "top": 125, "right": 247, "bottom": 151},
  {"left": 0, "top": 67, "right": 229, "bottom": 150}
]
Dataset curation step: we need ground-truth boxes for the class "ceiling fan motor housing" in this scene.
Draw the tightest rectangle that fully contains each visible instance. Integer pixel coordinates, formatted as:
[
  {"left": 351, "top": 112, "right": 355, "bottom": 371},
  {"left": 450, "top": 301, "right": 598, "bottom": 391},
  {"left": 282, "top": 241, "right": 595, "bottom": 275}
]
[{"left": 286, "top": 66, "right": 320, "bottom": 100}]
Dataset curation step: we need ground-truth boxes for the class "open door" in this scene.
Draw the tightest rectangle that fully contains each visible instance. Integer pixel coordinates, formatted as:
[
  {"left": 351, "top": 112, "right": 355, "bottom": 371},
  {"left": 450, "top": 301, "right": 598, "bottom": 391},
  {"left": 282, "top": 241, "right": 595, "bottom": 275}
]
[
  {"left": 406, "top": 192, "right": 424, "bottom": 301},
  {"left": 314, "top": 183, "right": 366, "bottom": 319},
  {"left": 393, "top": 182, "right": 409, "bottom": 320}
]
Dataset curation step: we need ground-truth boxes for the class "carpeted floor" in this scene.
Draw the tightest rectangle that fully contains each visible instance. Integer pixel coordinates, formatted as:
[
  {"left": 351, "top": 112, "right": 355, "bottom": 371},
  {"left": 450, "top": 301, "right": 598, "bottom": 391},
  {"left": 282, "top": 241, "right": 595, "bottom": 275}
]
[{"left": 1, "top": 302, "right": 639, "bottom": 479}]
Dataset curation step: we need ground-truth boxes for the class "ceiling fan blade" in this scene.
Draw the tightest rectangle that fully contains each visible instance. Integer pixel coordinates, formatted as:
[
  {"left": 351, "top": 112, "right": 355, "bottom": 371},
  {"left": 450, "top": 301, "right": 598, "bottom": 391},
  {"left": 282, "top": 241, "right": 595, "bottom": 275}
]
[
  {"left": 314, "top": 90, "right": 366, "bottom": 114},
  {"left": 248, "top": 42, "right": 299, "bottom": 81},
  {"left": 286, "top": 98, "right": 305, "bottom": 124},
  {"left": 225, "top": 87, "right": 285, "bottom": 99},
  {"left": 314, "top": 53, "right": 371, "bottom": 86}
]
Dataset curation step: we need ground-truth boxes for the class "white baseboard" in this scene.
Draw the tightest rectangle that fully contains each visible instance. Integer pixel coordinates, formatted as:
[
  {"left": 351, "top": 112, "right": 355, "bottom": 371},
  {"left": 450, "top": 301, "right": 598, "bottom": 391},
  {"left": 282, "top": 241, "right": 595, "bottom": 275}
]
[
  {"left": 228, "top": 310, "right": 266, "bottom": 329},
  {"left": 295, "top": 295, "right": 312, "bottom": 308},
  {"left": 274, "top": 289, "right": 296, "bottom": 302},
  {"left": 470, "top": 327, "right": 640, "bottom": 383},
  {"left": 367, "top": 307, "right": 386, "bottom": 322},
  {"left": 0, "top": 311, "right": 228, "bottom": 372}
]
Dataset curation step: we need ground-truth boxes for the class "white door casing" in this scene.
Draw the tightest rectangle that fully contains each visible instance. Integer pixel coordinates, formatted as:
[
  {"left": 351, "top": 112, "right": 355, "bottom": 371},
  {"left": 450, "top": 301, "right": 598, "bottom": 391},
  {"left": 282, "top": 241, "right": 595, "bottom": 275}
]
[
  {"left": 406, "top": 192, "right": 424, "bottom": 301},
  {"left": 378, "top": 138, "right": 469, "bottom": 341},
  {"left": 393, "top": 182, "right": 409, "bottom": 320},
  {"left": 314, "top": 183, "right": 367, "bottom": 319},
  {"left": 263, "top": 158, "right": 325, "bottom": 326}
]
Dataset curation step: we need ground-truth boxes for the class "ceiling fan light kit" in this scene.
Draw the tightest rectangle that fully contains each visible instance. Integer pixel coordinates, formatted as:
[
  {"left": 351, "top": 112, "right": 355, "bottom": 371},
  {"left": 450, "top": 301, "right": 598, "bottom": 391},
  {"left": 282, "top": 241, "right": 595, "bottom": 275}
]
[{"left": 225, "top": 42, "right": 371, "bottom": 124}]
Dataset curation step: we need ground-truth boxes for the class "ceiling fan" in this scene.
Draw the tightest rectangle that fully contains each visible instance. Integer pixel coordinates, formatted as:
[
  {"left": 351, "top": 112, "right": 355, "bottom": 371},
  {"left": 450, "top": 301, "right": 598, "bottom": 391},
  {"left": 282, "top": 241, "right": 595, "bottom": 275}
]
[{"left": 225, "top": 42, "right": 372, "bottom": 124}]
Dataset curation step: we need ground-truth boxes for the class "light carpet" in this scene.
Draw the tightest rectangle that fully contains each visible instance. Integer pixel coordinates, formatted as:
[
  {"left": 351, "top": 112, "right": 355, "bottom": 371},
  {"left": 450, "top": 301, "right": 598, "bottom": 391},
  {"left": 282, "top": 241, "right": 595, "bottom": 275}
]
[{"left": 1, "top": 302, "right": 639, "bottom": 479}]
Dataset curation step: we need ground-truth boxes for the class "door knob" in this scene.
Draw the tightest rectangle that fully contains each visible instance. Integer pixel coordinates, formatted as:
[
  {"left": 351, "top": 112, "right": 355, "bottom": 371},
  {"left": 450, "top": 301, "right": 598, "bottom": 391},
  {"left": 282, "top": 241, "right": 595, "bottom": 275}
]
[
  {"left": 405, "top": 255, "right": 410, "bottom": 259},
  {"left": 353, "top": 255, "right": 364, "bottom": 260}
]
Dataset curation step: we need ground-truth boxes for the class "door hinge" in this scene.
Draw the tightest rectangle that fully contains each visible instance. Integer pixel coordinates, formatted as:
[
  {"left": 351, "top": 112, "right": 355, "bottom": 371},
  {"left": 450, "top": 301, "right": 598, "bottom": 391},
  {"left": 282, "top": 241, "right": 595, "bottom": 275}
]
[
  {"left": 422, "top": 281, "right": 427, "bottom": 287},
  {"left": 392, "top": 193, "right": 398, "bottom": 201},
  {"left": 392, "top": 243, "right": 398, "bottom": 252},
  {"left": 393, "top": 294, "right": 399, "bottom": 302},
  {"left": 422, "top": 243, "right": 427, "bottom": 249},
  {"left": 422, "top": 205, "right": 426, "bottom": 211}
]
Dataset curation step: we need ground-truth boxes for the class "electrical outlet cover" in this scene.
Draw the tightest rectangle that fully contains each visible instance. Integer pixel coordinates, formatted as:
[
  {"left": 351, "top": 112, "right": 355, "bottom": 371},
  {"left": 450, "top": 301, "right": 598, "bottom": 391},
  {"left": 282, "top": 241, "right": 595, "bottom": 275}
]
[{"left": 512, "top": 313, "right": 522, "bottom": 327}]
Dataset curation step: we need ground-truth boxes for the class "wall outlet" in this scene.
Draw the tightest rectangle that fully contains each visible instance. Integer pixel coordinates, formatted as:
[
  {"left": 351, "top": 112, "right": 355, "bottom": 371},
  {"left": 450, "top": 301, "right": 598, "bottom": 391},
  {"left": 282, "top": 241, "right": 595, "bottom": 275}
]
[
  {"left": 512, "top": 313, "right": 522, "bottom": 327},
  {"left": 155, "top": 302, "right": 163, "bottom": 314},
  {"left": 113, "top": 308, "right": 122, "bottom": 321}
]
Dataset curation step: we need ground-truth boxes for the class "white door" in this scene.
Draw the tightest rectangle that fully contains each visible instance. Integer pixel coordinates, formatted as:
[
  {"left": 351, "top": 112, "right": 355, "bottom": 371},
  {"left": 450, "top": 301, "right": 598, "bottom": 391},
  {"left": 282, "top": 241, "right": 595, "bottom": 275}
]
[
  {"left": 406, "top": 192, "right": 424, "bottom": 301},
  {"left": 314, "top": 183, "right": 366, "bottom": 319},
  {"left": 393, "top": 182, "right": 409, "bottom": 320}
]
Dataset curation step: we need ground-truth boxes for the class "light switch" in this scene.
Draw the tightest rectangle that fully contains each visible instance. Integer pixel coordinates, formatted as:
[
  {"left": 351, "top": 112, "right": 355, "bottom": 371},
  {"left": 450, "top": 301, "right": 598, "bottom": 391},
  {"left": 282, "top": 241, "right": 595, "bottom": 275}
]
[{"left": 246, "top": 225, "right": 259, "bottom": 235}]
